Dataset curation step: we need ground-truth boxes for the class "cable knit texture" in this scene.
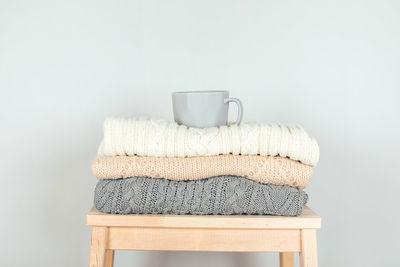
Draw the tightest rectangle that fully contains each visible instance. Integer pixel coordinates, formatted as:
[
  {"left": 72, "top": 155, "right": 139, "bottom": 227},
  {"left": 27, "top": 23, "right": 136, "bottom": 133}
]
[
  {"left": 97, "top": 117, "right": 320, "bottom": 166},
  {"left": 92, "top": 155, "right": 313, "bottom": 188},
  {"left": 94, "top": 176, "right": 308, "bottom": 216}
]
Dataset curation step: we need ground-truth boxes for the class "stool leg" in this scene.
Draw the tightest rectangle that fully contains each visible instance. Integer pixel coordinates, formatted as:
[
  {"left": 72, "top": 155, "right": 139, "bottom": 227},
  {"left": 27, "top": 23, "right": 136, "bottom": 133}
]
[
  {"left": 105, "top": 250, "right": 115, "bottom": 267},
  {"left": 280, "top": 252, "right": 294, "bottom": 267},
  {"left": 299, "top": 229, "right": 318, "bottom": 267},
  {"left": 89, "top": 227, "right": 108, "bottom": 267}
]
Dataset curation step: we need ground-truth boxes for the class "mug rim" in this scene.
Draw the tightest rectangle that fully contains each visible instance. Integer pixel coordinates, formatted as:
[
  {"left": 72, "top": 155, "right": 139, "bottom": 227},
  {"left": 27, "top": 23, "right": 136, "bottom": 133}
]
[{"left": 173, "top": 90, "right": 229, "bottom": 95}]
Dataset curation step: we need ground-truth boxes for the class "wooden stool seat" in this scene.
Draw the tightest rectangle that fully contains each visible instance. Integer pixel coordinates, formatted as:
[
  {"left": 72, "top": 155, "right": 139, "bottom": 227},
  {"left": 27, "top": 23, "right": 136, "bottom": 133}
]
[{"left": 87, "top": 206, "right": 321, "bottom": 267}]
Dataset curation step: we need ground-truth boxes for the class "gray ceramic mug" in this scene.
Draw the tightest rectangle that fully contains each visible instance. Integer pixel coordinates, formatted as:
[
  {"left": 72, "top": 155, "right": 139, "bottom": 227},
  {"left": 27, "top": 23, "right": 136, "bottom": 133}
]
[{"left": 172, "top": 90, "right": 243, "bottom": 128}]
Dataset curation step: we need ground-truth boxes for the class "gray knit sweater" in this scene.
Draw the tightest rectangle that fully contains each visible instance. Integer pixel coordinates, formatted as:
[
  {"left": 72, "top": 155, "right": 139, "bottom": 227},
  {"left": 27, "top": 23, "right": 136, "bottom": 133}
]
[{"left": 94, "top": 176, "right": 307, "bottom": 216}]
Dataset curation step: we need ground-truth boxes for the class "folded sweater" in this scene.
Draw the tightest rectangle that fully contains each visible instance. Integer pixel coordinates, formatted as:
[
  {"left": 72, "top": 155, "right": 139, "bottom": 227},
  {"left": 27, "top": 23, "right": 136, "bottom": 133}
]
[
  {"left": 97, "top": 117, "right": 319, "bottom": 166},
  {"left": 92, "top": 155, "right": 313, "bottom": 188},
  {"left": 94, "top": 176, "right": 308, "bottom": 216}
]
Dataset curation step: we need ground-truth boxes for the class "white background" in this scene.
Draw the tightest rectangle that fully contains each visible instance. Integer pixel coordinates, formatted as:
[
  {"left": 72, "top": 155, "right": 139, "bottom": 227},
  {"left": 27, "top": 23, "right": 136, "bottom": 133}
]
[{"left": 1, "top": 0, "right": 399, "bottom": 266}]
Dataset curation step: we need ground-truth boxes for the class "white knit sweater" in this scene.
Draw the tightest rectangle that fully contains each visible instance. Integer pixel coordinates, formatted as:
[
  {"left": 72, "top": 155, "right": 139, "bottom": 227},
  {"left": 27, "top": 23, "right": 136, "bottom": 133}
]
[{"left": 97, "top": 117, "right": 320, "bottom": 166}]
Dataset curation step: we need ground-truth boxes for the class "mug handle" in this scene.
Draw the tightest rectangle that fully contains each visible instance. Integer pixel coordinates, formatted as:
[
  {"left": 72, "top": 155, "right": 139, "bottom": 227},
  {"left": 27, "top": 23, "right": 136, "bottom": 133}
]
[{"left": 224, "top": 97, "right": 243, "bottom": 125}]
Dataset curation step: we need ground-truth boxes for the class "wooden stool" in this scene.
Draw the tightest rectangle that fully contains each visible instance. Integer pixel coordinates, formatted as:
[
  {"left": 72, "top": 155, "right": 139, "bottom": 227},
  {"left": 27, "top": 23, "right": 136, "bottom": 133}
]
[{"left": 87, "top": 206, "right": 321, "bottom": 267}]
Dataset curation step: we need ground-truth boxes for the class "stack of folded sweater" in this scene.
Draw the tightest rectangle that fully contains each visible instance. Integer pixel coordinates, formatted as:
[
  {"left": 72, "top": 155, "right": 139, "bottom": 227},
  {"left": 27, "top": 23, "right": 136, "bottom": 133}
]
[{"left": 92, "top": 118, "right": 319, "bottom": 216}]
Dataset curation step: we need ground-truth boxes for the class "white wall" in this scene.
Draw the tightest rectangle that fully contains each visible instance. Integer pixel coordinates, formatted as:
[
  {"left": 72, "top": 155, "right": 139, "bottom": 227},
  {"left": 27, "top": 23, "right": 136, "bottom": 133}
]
[{"left": 1, "top": 0, "right": 399, "bottom": 266}]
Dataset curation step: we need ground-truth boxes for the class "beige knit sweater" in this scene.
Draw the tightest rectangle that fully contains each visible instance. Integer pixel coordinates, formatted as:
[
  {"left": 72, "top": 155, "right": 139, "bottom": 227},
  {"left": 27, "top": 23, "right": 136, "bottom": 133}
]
[{"left": 92, "top": 155, "right": 313, "bottom": 188}]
